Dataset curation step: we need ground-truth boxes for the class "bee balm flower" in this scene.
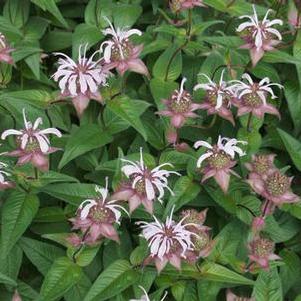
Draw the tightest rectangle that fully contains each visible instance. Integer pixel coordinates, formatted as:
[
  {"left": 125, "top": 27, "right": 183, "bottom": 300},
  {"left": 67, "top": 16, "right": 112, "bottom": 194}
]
[
  {"left": 138, "top": 206, "right": 197, "bottom": 273},
  {"left": 0, "top": 32, "right": 14, "bottom": 65},
  {"left": 288, "top": 6, "right": 301, "bottom": 30},
  {"left": 100, "top": 17, "right": 149, "bottom": 77},
  {"left": 1, "top": 109, "right": 62, "bottom": 171},
  {"left": 157, "top": 77, "right": 202, "bottom": 128},
  {"left": 169, "top": 0, "right": 206, "bottom": 12},
  {"left": 237, "top": 5, "right": 283, "bottom": 66},
  {"left": 231, "top": 74, "right": 283, "bottom": 119},
  {"left": 245, "top": 154, "right": 276, "bottom": 180},
  {"left": 248, "top": 236, "right": 280, "bottom": 270},
  {"left": 194, "top": 71, "right": 236, "bottom": 125},
  {"left": 112, "top": 148, "right": 180, "bottom": 214},
  {"left": 130, "top": 286, "right": 167, "bottom": 301},
  {"left": 52, "top": 44, "right": 110, "bottom": 117},
  {"left": 70, "top": 178, "right": 128, "bottom": 243},
  {"left": 194, "top": 136, "right": 247, "bottom": 193}
]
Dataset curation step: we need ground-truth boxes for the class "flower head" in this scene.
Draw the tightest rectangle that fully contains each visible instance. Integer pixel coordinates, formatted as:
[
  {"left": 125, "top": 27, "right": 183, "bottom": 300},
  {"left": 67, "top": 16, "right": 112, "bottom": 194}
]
[
  {"left": 112, "top": 148, "right": 180, "bottom": 214},
  {"left": 138, "top": 206, "right": 197, "bottom": 272},
  {"left": 157, "top": 77, "right": 202, "bottom": 128},
  {"left": 194, "top": 70, "right": 236, "bottom": 125},
  {"left": 237, "top": 5, "right": 283, "bottom": 66},
  {"left": 245, "top": 154, "right": 276, "bottom": 179},
  {"left": 52, "top": 44, "right": 110, "bottom": 116},
  {"left": 12, "top": 290, "right": 22, "bottom": 301},
  {"left": 169, "top": 0, "right": 206, "bottom": 12},
  {"left": 247, "top": 169, "right": 299, "bottom": 207},
  {"left": 231, "top": 73, "right": 283, "bottom": 119},
  {"left": 70, "top": 178, "right": 128, "bottom": 243},
  {"left": 194, "top": 136, "right": 247, "bottom": 192},
  {"left": 100, "top": 17, "right": 149, "bottom": 77},
  {"left": 0, "top": 32, "right": 14, "bottom": 65},
  {"left": 248, "top": 236, "right": 280, "bottom": 270},
  {"left": 288, "top": 5, "right": 301, "bottom": 29},
  {"left": 130, "top": 286, "right": 168, "bottom": 301},
  {"left": 1, "top": 109, "right": 62, "bottom": 171}
]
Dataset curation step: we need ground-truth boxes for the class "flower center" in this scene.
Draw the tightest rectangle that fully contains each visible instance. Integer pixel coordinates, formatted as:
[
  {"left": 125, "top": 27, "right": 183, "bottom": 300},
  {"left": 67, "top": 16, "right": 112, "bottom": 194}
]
[
  {"left": 111, "top": 39, "right": 132, "bottom": 61},
  {"left": 16, "top": 135, "right": 40, "bottom": 152},
  {"left": 265, "top": 172, "right": 290, "bottom": 197},
  {"left": 90, "top": 205, "right": 111, "bottom": 223},
  {"left": 170, "top": 91, "right": 192, "bottom": 113},
  {"left": 207, "top": 150, "right": 231, "bottom": 169},
  {"left": 253, "top": 155, "right": 272, "bottom": 174},
  {"left": 194, "top": 231, "right": 209, "bottom": 251},
  {"left": 253, "top": 238, "right": 274, "bottom": 257},
  {"left": 134, "top": 179, "right": 146, "bottom": 194},
  {"left": 242, "top": 92, "right": 262, "bottom": 107}
]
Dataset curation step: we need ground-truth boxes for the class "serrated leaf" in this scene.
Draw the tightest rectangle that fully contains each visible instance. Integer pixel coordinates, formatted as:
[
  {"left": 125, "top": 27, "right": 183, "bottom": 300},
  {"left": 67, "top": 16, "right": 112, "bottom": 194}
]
[
  {"left": 0, "top": 192, "right": 39, "bottom": 259},
  {"left": 106, "top": 95, "right": 150, "bottom": 140},
  {"left": 38, "top": 257, "right": 82, "bottom": 301},
  {"left": 84, "top": 260, "right": 139, "bottom": 301},
  {"left": 113, "top": 4, "right": 142, "bottom": 28},
  {"left": 59, "top": 124, "right": 113, "bottom": 169}
]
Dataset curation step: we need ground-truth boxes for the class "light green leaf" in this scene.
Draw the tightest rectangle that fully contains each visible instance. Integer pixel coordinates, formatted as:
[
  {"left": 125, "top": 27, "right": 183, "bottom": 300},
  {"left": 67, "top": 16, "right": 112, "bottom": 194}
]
[
  {"left": 0, "top": 192, "right": 39, "bottom": 259},
  {"left": 38, "top": 257, "right": 82, "bottom": 301},
  {"left": 0, "top": 272, "right": 17, "bottom": 286}
]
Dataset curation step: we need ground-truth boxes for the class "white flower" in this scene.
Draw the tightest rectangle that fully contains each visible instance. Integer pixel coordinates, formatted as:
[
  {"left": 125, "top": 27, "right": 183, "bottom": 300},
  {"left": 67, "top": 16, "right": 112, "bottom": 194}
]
[
  {"left": 137, "top": 206, "right": 196, "bottom": 260},
  {"left": 130, "top": 286, "right": 168, "bottom": 301},
  {"left": 237, "top": 5, "right": 283, "bottom": 50},
  {"left": 121, "top": 148, "right": 180, "bottom": 202},
  {"left": 230, "top": 73, "right": 283, "bottom": 105},
  {"left": 1, "top": 109, "right": 62, "bottom": 153},
  {"left": 100, "top": 16, "right": 142, "bottom": 63},
  {"left": 78, "top": 178, "right": 128, "bottom": 223},
  {"left": 0, "top": 32, "right": 6, "bottom": 48},
  {"left": 0, "top": 161, "right": 10, "bottom": 184},
  {"left": 194, "top": 136, "right": 247, "bottom": 168},
  {"left": 52, "top": 44, "right": 109, "bottom": 97},
  {"left": 194, "top": 70, "right": 236, "bottom": 110}
]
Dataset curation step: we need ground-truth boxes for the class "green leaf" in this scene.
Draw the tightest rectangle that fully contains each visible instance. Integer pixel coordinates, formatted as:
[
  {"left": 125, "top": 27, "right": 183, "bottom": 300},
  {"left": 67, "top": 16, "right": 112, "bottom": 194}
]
[
  {"left": 3, "top": 0, "right": 30, "bottom": 28},
  {"left": 19, "top": 237, "right": 65, "bottom": 275},
  {"left": 106, "top": 95, "right": 150, "bottom": 140},
  {"left": 0, "top": 192, "right": 39, "bottom": 259},
  {"left": 31, "top": 0, "right": 68, "bottom": 28},
  {"left": 200, "top": 262, "right": 254, "bottom": 285},
  {"left": 41, "top": 31, "right": 72, "bottom": 52},
  {"left": 84, "top": 260, "right": 139, "bottom": 301},
  {"left": 38, "top": 257, "right": 82, "bottom": 301},
  {"left": 113, "top": 4, "right": 142, "bottom": 28},
  {"left": 72, "top": 23, "right": 103, "bottom": 58},
  {"left": 277, "top": 128, "right": 301, "bottom": 171},
  {"left": 59, "top": 124, "right": 113, "bottom": 169},
  {"left": 153, "top": 45, "right": 183, "bottom": 81},
  {"left": 0, "top": 272, "right": 17, "bottom": 286},
  {"left": 164, "top": 176, "right": 200, "bottom": 217},
  {"left": 252, "top": 268, "right": 283, "bottom": 301},
  {"left": 41, "top": 183, "right": 98, "bottom": 206}
]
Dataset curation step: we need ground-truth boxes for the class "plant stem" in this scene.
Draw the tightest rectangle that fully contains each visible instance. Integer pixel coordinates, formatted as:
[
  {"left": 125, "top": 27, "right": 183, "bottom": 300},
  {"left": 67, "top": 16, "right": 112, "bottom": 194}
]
[
  {"left": 261, "top": 200, "right": 271, "bottom": 217},
  {"left": 34, "top": 167, "right": 39, "bottom": 180},
  {"left": 72, "top": 229, "right": 90, "bottom": 263},
  {"left": 246, "top": 112, "right": 252, "bottom": 132}
]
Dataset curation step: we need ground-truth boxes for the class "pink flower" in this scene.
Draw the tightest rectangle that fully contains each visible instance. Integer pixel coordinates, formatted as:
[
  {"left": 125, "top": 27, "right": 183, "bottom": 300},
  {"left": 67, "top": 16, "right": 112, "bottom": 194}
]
[
  {"left": 237, "top": 5, "right": 283, "bottom": 66},
  {"left": 231, "top": 73, "right": 282, "bottom": 119},
  {"left": 130, "top": 286, "right": 168, "bottom": 301},
  {"left": 0, "top": 32, "right": 14, "bottom": 65},
  {"left": 180, "top": 209, "right": 214, "bottom": 261},
  {"left": 251, "top": 216, "right": 265, "bottom": 234},
  {"left": 112, "top": 148, "right": 180, "bottom": 214},
  {"left": 193, "top": 70, "right": 237, "bottom": 125},
  {"left": 70, "top": 179, "right": 128, "bottom": 244},
  {"left": 52, "top": 44, "right": 110, "bottom": 117},
  {"left": 100, "top": 17, "right": 149, "bottom": 77},
  {"left": 137, "top": 206, "right": 198, "bottom": 273},
  {"left": 226, "top": 289, "right": 255, "bottom": 301},
  {"left": 0, "top": 160, "right": 14, "bottom": 190},
  {"left": 288, "top": 5, "right": 301, "bottom": 29},
  {"left": 247, "top": 169, "right": 299, "bottom": 206},
  {"left": 194, "top": 136, "right": 247, "bottom": 193},
  {"left": 248, "top": 236, "right": 280, "bottom": 270},
  {"left": 1, "top": 109, "right": 62, "bottom": 171},
  {"left": 245, "top": 153, "right": 276, "bottom": 180},
  {"left": 169, "top": 0, "right": 206, "bottom": 12},
  {"left": 157, "top": 78, "right": 202, "bottom": 128}
]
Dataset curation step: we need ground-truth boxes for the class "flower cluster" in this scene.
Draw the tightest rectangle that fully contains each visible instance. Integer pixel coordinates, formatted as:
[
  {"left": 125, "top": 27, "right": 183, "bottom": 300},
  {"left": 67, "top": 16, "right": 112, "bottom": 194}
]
[
  {"left": 138, "top": 206, "right": 211, "bottom": 272},
  {"left": 0, "top": 32, "right": 14, "bottom": 65},
  {"left": 237, "top": 5, "right": 283, "bottom": 66},
  {"left": 194, "top": 136, "right": 247, "bottom": 193},
  {"left": 1, "top": 109, "right": 62, "bottom": 173},
  {"left": 69, "top": 178, "right": 128, "bottom": 244}
]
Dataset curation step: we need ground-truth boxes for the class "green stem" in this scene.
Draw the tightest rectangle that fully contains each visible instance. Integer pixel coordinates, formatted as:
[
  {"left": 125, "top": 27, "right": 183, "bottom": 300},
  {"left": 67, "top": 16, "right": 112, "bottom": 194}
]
[
  {"left": 246, "top": 112, "right": 252, "bottom": 132},
  {"left": 34, "top": 167, "right": 39, "bottom": 180}
]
